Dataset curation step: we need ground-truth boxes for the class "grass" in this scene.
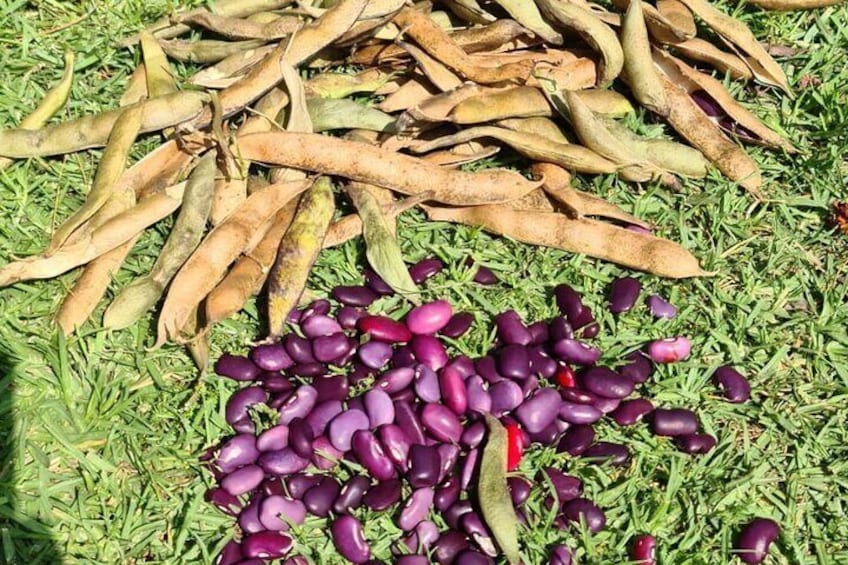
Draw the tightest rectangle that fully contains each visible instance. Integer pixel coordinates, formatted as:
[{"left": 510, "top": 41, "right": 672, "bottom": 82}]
[{"left": 0, "top": 0, "right": 847, "bottom": 563}]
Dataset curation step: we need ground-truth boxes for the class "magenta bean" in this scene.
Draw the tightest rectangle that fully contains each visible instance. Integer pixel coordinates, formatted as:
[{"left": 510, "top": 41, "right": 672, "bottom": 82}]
[
  {"left": 581, "top": 367, "right": 634, "bottom": 399},
  {"left": 363, "top": 478, "right": 402, "bottom": 510},
  {"left": 394, "top": 400, "right": 426, "bottom": 444},
  {"left": 411, "top": 335, "right": 448, "bottom": 370},
  {"left": 301, "top": 314, "right": 342, "bottom": 338},
  {"left": 358, "top": 315, "right": 412, "bottom": 343},
  {"left": 508, "top": 476, "right": 532, "bottom": 506},
  {"left": 440, "top": 365, "right": 468, "bottom": 415},
  {"left": 647, "top": 294, "right": 677, "bottom": 319},
  {"left": 306, "top": 400, "right": 343, "bottom": 436},
  {"left": 398, "top": 486, "right": 435, "bottom": 530},
  {"left": 437, "top": 443, "right": 460, "bottom": 483},
  {"left": 497, "top": 344, "right": 531, "bottom": 380},
  {"left": 301, "top": 299, "right": 331, "bottom": 319},
  {"left": 215, "top": 354, "right": 261, "bottom": 381},
  {"left": 261, "top": 375, "right": 293, "bottom": 394},
  {"left": 406, "top": 300, "right": 453, "bottom": 335},
  {"left": 542, "top": 468, "right": 582, "bottom": 503},
  {"left": 352, "top": 429, "right": 396, "bottom": 480},
  {"left": 303, "top": 476, "right": 341, "bottom": 516},
  {"left": 217, "top": 539, "right": 244, "bottom": 565},
  {"left": 465, "top": 376, "right": 492, "bottom": 414},
  {"left": 258, "top": 448, "right": 309, "bottom": 475},
  {"left": 332, "top": 285, "right": 378, "bottom": 307},
  {"left": 331, "top": 515, "right": 371, "bottom": 563},
  {"left": 554, "top": 284, "right": 584, "bottom": 321},
  {"left": 259, "top": 495, "right": 306, "bottom": 531},
  {"left": 250, "top": 343, "right": 294, "bottom": 372},
  {"left": 421, "top": 403, "right": 462, "bottom": 443},
  {"left": 337, "top": 305, "right": 365, "bottom": 330},
  {"left": 226, "top": 386, "right": 267, "bottom": 432},
  {"left": 549, "top": 316, "right": 574, "bottom": 342},
  {"left": 414, "top": 364, "right": 441, "bottom": 403},
  {"left": 416, "top": 520, "right": 440, "bottom": 548},
  {"left": 651, "top": 408, "right": 699, "bottom": 436},
  {"left": 553, "top": 339, "right": 601, "bottom": 366},
  {"left": 256, "top": 424, "right": 289, "bottom": 453},
  {"left": 713, "top": 366, "right": 751, "bottom": 403},
  {"left": 619, "top": 351, "right": 653, "bottom": 383},
  {"left": 455, "top": 550, "right": 494, "bottom": 565},
  {"left": 647, "top": 337, "right": 691, "bottom": 363},
  {"left": 460, "top": 512, "right": 495, "bottom": 556},
  {"left": 562, "top": 497, "right": 606, "bottom": 533},
  {"left": 529, "top": 347, "right": 557, "bottom": 378},
  {"left": 630, "top": 534, "right": 656, "bottom": 564},
  {"left": 313, "top": 436, "right": 344, "bottom": 469},
  {"left": 238, "top": 494, "right": 266, "bottom": 534},
  {"left": 441, "top": 312, "right": 474, "bottom": 338},
  {"left": 277, "top": 385, "right": 317, "bottom": 425},
  {"left": 283, "top": 334, "right": 314, "bottom": 364},
  {"left": 495, "top": 310, "right": 533, "bottom": 345},
  {"left": 675, "top": 433, "right": 716, "bottom": 454},
  {"left": 378, "top": 424, "right": 412, "bottom": 469},
  {"left": 334, "top": 475, "right": 371, "bottom": 514},
  {"left": 205, "top": 487, "right": 243, "bottom": 517},
  {"left": 434, "top": 530, "right": 470, "bottom": 564},
  {"left": 558, "top": 401, "right": 602, "bottom": 424},
  {"left": 460, "top": 448, "right": 479, "bottom": 490},
  {"left": 374, "top": 367, "right": 413, "bottom": 394},
  {"left": 221, "top": 464, "right": 264, "bottom": 496},
  {"left": 473, "top": 263, "right": 498, "bottom": 285},
  {"left": 515, "top": 388, "right": 561, "bottom": 433},
  {"left": 312, "top": 333, "right": 352, "bottom": 364},
  {"left": 287, "top": 418, "right": 314, "bottom": 459},
  {"left": 610, "top": 398, "right": 654, "bottom": 426},
  {"left": 582, "top": 441, "right": 630, "bottom": 465},
  {"left": 489, "top": 380, "right": 524, "bottom": 414},
  {"left": 328, "top": 409, "right": 370, "bottom": 452},
  {"left": 358, "top": 340, "right": 393, "bottom": 370},
  {"left": 398, "top": 556, "right": 430, "bottom": 565},
  {"left": 549, "top": 544, "right": 574, "bottom": 565},
  {"left": 284, "top": 474, "right": 321, "bottom": 499},
  {"left": 216, "top": 434, "right": 259, "bottom": 474},
  {"left": 435, "top": 476, "right": 461, "bottom": 512},
  {"left": 608, "top": 276, "right": 641, "bottom": 314},
  {"left": 474, "top": 356, "right": 502, "bottom": 383},
  {"left": 408, "top": 444, "right": 442, "bottom": 488},
  {"left": 735, "top": 518, "right": 779, "bottom": 564},
  {"left": 364, "top": 268, "right": 394, "bottom": 295},
  {"left": 461, "top": 420, "right": 486, "bottom": 449}
]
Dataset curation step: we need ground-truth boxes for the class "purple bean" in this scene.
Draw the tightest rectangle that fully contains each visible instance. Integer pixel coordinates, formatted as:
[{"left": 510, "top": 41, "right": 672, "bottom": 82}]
[
  {"left": 542, "top": 468, "right": 582, "bottom": 503},
  {"left": 216, "top": 434, "right": 259, "bottom": 474},
  {"left": 734, "top": 518, "right": 779, "bottom": 564},
  {"left": 647, "top": 294, "right": 677, "bottom": 319},
  {"left": 553, "top": 284, "right": 583, "bottom": 320},
  {"left": 447, "top": 355, "right": 475, "bottom": 379},
  {"left": 495, "top": 310, "right": 533, "bottom": 345},
  {"left": 516, "top": 388, "right": 562, "bottom": 433},
  {"left": 465, "top": 376, "right": 492, "bottom": 414},
  {"left": 651, "top": 408, "right": 699, "bottom": 436},
  {"left": 558, "top": 401, "right": 602, "bottom": 424},
  {"left": 529, "top": 347, "right": 557, "bottom": 379},
  {"left": 365, "top": 268, "right": 394, "bottom": 295},
  {"left": 455, "top": 550, "right": 494, "bottom": 565},
  {"left": 527, "top": 421, "right": 560, "bottom": 446},
  {"left": 520, "top": 374, "right": 539, "bottom": 396},
  {"left": 559, "top": 387, "right": 594, "bottom": 404},
  {"left": 258, "top": 448, "right": 309, "bottom": 475},
  {"left": 238, "top": 494, "right": 266, "bottom": 534},
  {"left": 581, "top": 322, "right": 600, "bottom": 339},
  {"left": 282, "top": 557, "right": 309, "bottom": 565},
  {"left": 302, "top": 299, "right": 331, "bottom": 319},
  {"left": 303, "top": 476, "right": 341, "bottom": 517},
  {"left": 250, "top": 343, "right": 294, "bottom": 372},
  {"left": 278, "top": 385, "right": 317, "bottom": 425},
  {"left": 416, "top": 519, "right": 440, "bottom": 549},
  {"left": 221, "top": 464, "right": 264, "bottom": 497},
  {"left": 364, "top": 389, "right": 395, "bottom": 429},
  {"left": 217, "top": 539, "right": 243, "bottom": 565},
  {"left": 242, "top": 531, "right": 293, "bottom": 559},
  {"left": 398, "top": 487, "right": 435, "bottom": 531},
  {"left": 363, "top": 478, "right": 402, "bottom": 511},
  {"left": 284, "top": 474, "right": 321, "bottom": 499},
  {"left": 411, "top": 335, "right": 448, "bottom": 370},
  {"left": 328, "top": 409, "right": 370, "bottom": 452},
  {"left": 441, "top": 499, "right": 472, "bottom": 530},
  {"left": 358, "top": 315, "right": 412, "bottom": 343},
  {"left": 508, "top": 476, "right": 532, "bottom": 506},
  {"left": 421, "top": 403, "right": 462, "bottom": 443},
  {"left": 549, "top": 316, "right": 574, "bottom": 342},
  {"left": 287, "top": 418, "right": 314, "bottom": 459},
  {"left": 313, "top": 436, "right": 345, "bottom": 470},
  {"left": 473, "top": 264, "right": 498, "bottom": 285},
  {"left": 359, "top": 340, "right": 393, "bottom": 370},
  {"left": 284, "top": 334, "right": 314, "bottom": 364},
  {"left": 337, "top": 306, "right": 365, "bottom": 330},
  {"left": 571, "top": 305, "right": 595, "bottom": 330},
  {"left": 435, "top": 476, "right": 461, "bottom": 512},
  {"left": 474, "top": 356, "right": 502, "bottom": 383},
  {"left": 434, "top": 530, "right": 470, "bottom": 564},
  {"left": 215, "top": 354, "right": 261, "bottom": 381},
  {"left": 394, "top": 400, "right": 426, "bottom": 445},
  {"left": 582, "top": 442, "right": 630, "bottom": 465},
  {"left": 713, "top": 366, "right": 751, "bottom": 403},
  {"left": 332, "top": 285, "right": 378, "bottom": 307},
  {"left": 675, "top": 433, "right": 716, "bottom": 454},
  {"left": 647, "top": 337, "right": 691, "bottom": 363},
  {"left": 331, "top": 515, "right": 371, "bottom": 563},
  {"left": 497, "top": 344, "right": 531, "bottom": 380},
  {"left": 460, "top": 512, "right": 496, "bottom": 556},
  {"left": 619, "top": 351, "right": 653, "bottom": 383},
  {"left": 581, "top": 367, "right": 634, "bottom": 399},
  {"left": 397, "top": 556, "right": 430, "bottom": 565},
  {"left": 261, "top": 477, "right": 285, "bottom": 497},
  {"left": 414, "top": 364, "right": 441, "bottom": 403},
  {"left": 260, "top": 375, "right": 293, "bottom": 394},
  {"left": 489, "top": 380, "right": 524, "bottom": 415},
  {"left": 562, "top": 497, "right": 606, "bottom": 533},
  {"left": 352, "top": 430, "right": 396, "bottom": 481},
  {"left": 409, "top": 257, "right": 444, "bottom": 283},
  {"left": 378, "top": 424, "right": 412, "bottom": 470},
  {"left": 226, "top": 386, "right": 267, "bottom": 432},
  {"left": 441, "top": 312, "right": 474, "bottom": 338},
  {"left": 312, "top": 333, "right": 353, "bottom": 364},
  {"left": 553, "top": 339, "right": 601, "bottom": 366},
  {"left": 592, "top": 394, "right": 621, "bottom": 415},
  {"left": 301, "top": 314, "right": 343, "bottom": 338},
  {"left": 306, "top": 400, "right": 343, "bottom": 437},
  {"left": 437, "top": 443, "right": 460, "bottom": 483},
  {"left": 334, "top": 475, "right": 371, "bottom": 514},
  {"left": 549, "top": 544, "right": 575, "bottom": 565},
  {"left": 406, "top": 300, "right": 453, "bottom": 335},
  {"left": 460, "top": 449, "right": 479, "bottom": 490},
  {"left": 259, "top": 495, "right": 306, "bottom": 531},
  {"left": 205, "top": 487, "right": 242, "bottom": 517},
  {"left": 290, "top": 362, "right": 325, "bottom": 377},
  {"left": 374, "top": 367, "right": 413, "bottom": 394},
  {"left": 611, "top": 398, "right": 654, "bottom": 426},
  {"left": 388, "top": 344, "right": 416, "bottom": 368},
  {"left": 608, "top": 277, "right": 641, "bottom": 314},
  {"left": 440, "top": 366, "right": 468, "bottom": 415},
  {"left": 408, "top": 443, "right": 442, "bottom": 488}
]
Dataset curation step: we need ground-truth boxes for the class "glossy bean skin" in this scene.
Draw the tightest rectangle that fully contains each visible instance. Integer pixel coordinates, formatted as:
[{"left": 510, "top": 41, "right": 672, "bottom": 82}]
[
  {"left": 331, "top": 515, "right": 372, "bottom": 563},
  {"left": 541, "top": 468, "right": 582, "bottom": 503},
  {"left": 735, "top": 518, "right": 780, "bottom": 564},
  {"left": 259, "top": 495, "right": 306, "bottom": 531},
  {"left": 414, "top": 364, "right": 441, "bottom": 403},
  {"left": 713, "top": 366, "right": 751, "bottom": 403},
  {"left": 552, "top": 339, "right": 601, "bottom": 366},
  {"left": 516, "top": 388, "right": 562, "bottom": 433},
  {"left": 434, "top": 530, "right": 470, "bottom": 565},
  {"left": 675, "top": 433, "right": 716, "bottom": 454},
  {"left": 548, "top": 544, "right": 575, "bottom": 565},
  {"left": 411, "top": 335, "right": 449, "bottom": 370},
  {"left": 561, "top": 497, "right": 606, "bottom": 533},
  {"left": 363, "top": 478, "right": 402, "bottom": 511},
  {"left": 608, "top": 277, "right": 641, "bottom": 314},
  {"left": 287, "top": 418, "right": 314, "bottom": 459},
  {"left": 582, "top": 442, "right": 630, "bottom": 466},
  {"left": 495, "top": 310, "right": 533, "bottom": 345},
  {"left": 619, "top": 351, "right": 653, "bottom": 383},
  {"left": 258, "top": 448, "right": 310, "bottom": 475},
  {"left": 421, "top": 403, "right": 462, "bottom": 443},
  {"left": 332, "top": 285, "right": 378, "bottom": 307},
  {"left": 557, "top": 424, "right": 595, "bottom": 456},
  {"left": 610, "top": 398, "right": 654, "bottom": 426},
  {"left": 406, "top": 300, "right": 453, "bottom": 335},
  {"left": 306, "top": 400, "right": 343, "bottom": 437},
  {"left": 353, "top": 429, "right": 397, "bottom": 480},
  {"left": 651, "top": 408, "right": 699, "bottom": 437},
  {"left": 409, "top": 257, "right": 444, "bottom": 283},
  {"left": 489, "top": 380, "right": 524, "bottom": 415},
  {"left": 554, "top": 284, "right": 584, "bottom": 322},
  {"left": 376, "top": 367, "right": 415, "bottom": 394},
  {"left": 205, "top": 487, "right": 242, "bottom": 517},
  {"left": 278, "top": 385, "right": 317, "bottom": 425},
  {"left": 630, "top": 534, "right": 656, "bottom": 564},
  {"left": 647, "top": 337, "right": 691, "bottom": 363},
  {"left": 398, "top": 487, "right": 435, "bottom": 531},
  {"left": 558, "top": 401, "right": 602, "bottom": 425},
  {"left": 328, "top": 409, "right": 370, "bottom": 452},
  {"left": 378, "top": 424, "right": 412, "bottom": 470},
  {"left": 358, "top": 315, "right": 412, "bottom": 343},
  {"left": 364, "top": 389, "right": 395, "bottom": 428},
  {"left": 250, "top": 343, "right": 294, "bottom": 372},
  {"left": 508, "top": 476, "right": 532, "bottom": 506},
  {"left": 465, "top": 376, "right": 492, "bottom": 415},
  {"left": 226, "top": 386, "right": 268, "bottom": 432},
  {"left": 333, "top": 475, "right": 371, "bottom": 514},
  {"left": 434, "top": 475, "right": 461, "bottom": 512},
  {"left": 221, "top": 464, "right": 264, "bottom": 497},
  {"left": 216, "top": 539, "right": 244, "bottom": 565},
  {"left": 647, "top": 294, "right": 677, "bottom": 318},
  {"left": 580, "top": 367, "right": 635, "bottom": 399},
  {"left": 441, "top": 312, "right": 474, "bottom": 338},
  {"left": 241, "top": 531, "right": 293, "bottom": 560},
  {"left": 303, "top": 476, "right": 341, "bottom": 517},
  {"left": 439, "top": 365, "right": 468, "bottom": 415},
  {"left": 215, "top": 354, "right": 261, "bottom": 381},
  {"left": 301, "top": 314, "right": 343, "bottom": 338},
  {"left": 408, "top": 444, "right": 441, "bottom": 488},
  {"left": 216, "top": 434, "right": 259, "bottom": 474}
]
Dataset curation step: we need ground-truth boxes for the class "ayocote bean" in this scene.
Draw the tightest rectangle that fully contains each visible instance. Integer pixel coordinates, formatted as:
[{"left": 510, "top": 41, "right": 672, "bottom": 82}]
[
  {"left": 713, "top": 366, "right": 751, "bottom": 403},
  {"left": 735, "top": 518, "right": 780, "bottom": 564},
  {"left": 406, "top": 299, "right": 452, "bottom": 334},
  {"left": 580, "top": 367, "right": 635, "bottom": 399},
  {"left": 609, "top": 277, "right": 642, "bottom": 314},
  {"left": 651, "top": 408, "right": 699, "bottom": 436},
  {"left": 331, "top": 515, "right": 371, "bottom": 563}
]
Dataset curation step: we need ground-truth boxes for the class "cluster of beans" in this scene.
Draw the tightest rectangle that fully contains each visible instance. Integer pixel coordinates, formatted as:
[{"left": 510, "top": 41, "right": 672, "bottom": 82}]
[{"left": 204, "top": 260, "right": 775, "bottom": 564}]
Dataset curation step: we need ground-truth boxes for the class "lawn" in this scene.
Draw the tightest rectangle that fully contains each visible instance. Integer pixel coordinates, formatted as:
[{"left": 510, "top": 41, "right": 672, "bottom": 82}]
[{"left": 0, "top": 0, "right": 847, "bottom": 563}]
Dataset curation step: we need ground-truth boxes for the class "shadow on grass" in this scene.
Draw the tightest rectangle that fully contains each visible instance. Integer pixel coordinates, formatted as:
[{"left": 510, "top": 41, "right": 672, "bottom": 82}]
[{"left": 0, "top": 346, "right": 62, "bottom": 564}]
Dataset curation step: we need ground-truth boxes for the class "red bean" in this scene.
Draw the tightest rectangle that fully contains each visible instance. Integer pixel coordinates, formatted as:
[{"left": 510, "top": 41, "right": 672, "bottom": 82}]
[
  {"left": 358, "top": 315, "right": 412, "bottom": 343},
  {"left": 411, "top": 334, "right": 449, "bottom": 370},
  {"left": 735, "top": 518, "right": 780, "bottom": 564},
  {"left": 647, "top": 294, "right": 677, "bottom": 319},
  {"left": 609, "top": 277, "right": 642, "bottom": 314}
]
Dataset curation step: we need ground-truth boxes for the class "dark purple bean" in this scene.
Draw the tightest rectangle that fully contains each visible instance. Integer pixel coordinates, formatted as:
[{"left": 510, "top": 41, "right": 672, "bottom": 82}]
[
  {"left": 331, "top": 515, "right": 371, "bottom": 563},
  {"left": 421, "top": 403, "right": 462, "bottom": 443},
  {"left": 581, "top": 367, "right": 634, "bottom": 399},
  {"left": 552, "top": 339, "right": 601, "bottom": 366},
  {"left": 349, "top": 363, "right": 375, "bottom": 385},
  {"left": 434, "top": 530, "right": 470, "bottom": 564},
  {"left": 278, "top": 385, "right": 317, "bottom": 425},
  {"left": 287, "top": 308, "right": 304, "bottom": 324},
  {"left": 437, "top": 443, "right": 460, "bottom": 483},
  {"left": 312, "top": 333, "right": 353, "bottom": 364},
  {"left": 527, "top": 421, "right": 560, "bottom": 446},
  {"left": 284, "top": 334, "right": 314, "bottom": 364},
  {"left": 390, "top": 347, "right": 416, "bottom": 371},
  {"left": 447, "top": 355, "right": 475, "bottom": 379},
  {"left": 328, "top": 409, "right": 370, "bottom": 451},
  {"left": 306, "top": 400, "right": 343, "bottom": 437},
  {"left": 647, "top": 294, "right": 677, "bottom": 319},
  {"left": 508, "top": 476, "right": 532, "bottom": 506},
  {"left": 398, "top": 487, "right": 434, "bottom": 530},
  {"left": 675, "top": 433, "right": 716, "bottom": 454},
  {"left": 541, "top": 468, "right": 582, "bottom": 503},
  {"left": 630, "top": 535, "right": 656, "bottom": 564},
  {"left": 549, "top": 544, "right": 574, "bottom": 565},
  {"left": 311, "top": 375, "right": 348, "bottom": 403},
  {"left": 571, "top": 306, "right": 595, "bottom": 330},
  {"left": 580, "top": 322, "right": 600, "bottom": 339},
  {"left": 582, "top": 442, "right": 630, "bottom": 466},
  {"left": 302, "top": 299, "right": 331, "bottom": 319},
  {"left": 285, "top": 474, "right": 321, "bottom": 499},
  {"left": 434, "top": 475, "right": 461, "bottom": 512},
  {"left": 516, "top": 388, "right": 562, "bottom": 433},
  {"left": 549, "top": 316, "right": 574, "bottom": 342},
  {"left": 221, "top": 464, "right": 264, "bottom": 496},
  {"left": 376, "top": 367, "right": 415, "bottom": 393},
  {"left": 226, "top": 386, "right": 267, "bottom": 432},
  {"left": 735, "top": 518, "right": 779, "bottom": 564},
  {"left": 647, "top": 337, "right": 691, "bottom": 363},
  {"left": 414, "top": 364, "right": 441, "bottom": 403},
  {"left": 259, "top": 495, "right": 306, "bottom": 531},
  {"left": 498, "top": 344, "right": 531, "bottom": 380},
  {"left": 554, "top": 284, "right": 583, "bottom": 321},
  {"left": 441, "top": 312, "right": 474, "bottom": 338},
  {"left": 461, "top": 420, "right": 486, "bottom": 450},
  {"left": 358, "top": 315, "right": 412, "bottom": 343},
  {"left": 216, "top": 434, "right": 259, "bottom": 474},
  {"left": 397, "top": 556, "right": 429, "bottom": 565},
  {"left": 619, "top": 351, "right": 653, "bottom": 383},
  {"left": 365, "top": 268, "right": 394, "bottom": 295},
  {"left": 558, "top": 401, "right": 602, "bottom": 424},
  {"left": 406, "top": 300, "right": 452, "bottom": 335},
  {"left": 260, "top": 375, "right": 293, "bottom": 394},
  {"left": 303, "top": 476, "right": 341, "bottom": 517},
  {"left": 562, "top": 497, "right": 606, "bottom": 533},
  {"left": 287, "top": 418, "right": 314, "bottom": 459},
  {"left": 238, "top": 494, "right": 266, "bottom": 534},
  {"left": 460, "top": 449, "right": 479, "bottom": 490},
  {"left": 290, "top": 362, "right": 324, "bottom": 378},
  {"left": 358, "top": 340, "right": 393, "bottom": 370},
  {"left": 611, "top": 398, "right": 654, "bottom": 426},
  {"left": 215, "top": 354, "right": 261, "bottom": 381},
  {"left": 337, "top": 306, "right": 365, "bottom": 330},
  {"left": 608, "top": 277, "right": 641, "bottom": 314},
  {"left": 261, "top": 477, "right": 285, "bottom": 497},
  {"left": 217, "top": 539, "right": 243, "bottom": 565},
  {"left": 489, "top": 380, "right": 524, "bottom": 415},
  {"left": 495, "top": 310, "right": 533, "bottom": 345},
  {"left": 409, "top": 257, "right": 444, "bottom": 283},
  {"left": 394, "top": 400, "right": 426, "bottom": 445},
  {"left": 258, "top": 448, "right": 309, "bottom": 475},
  {"left": 651, "top": 408, "right": 699, "bottom": 437},
  {"left": 465, "top": 376, "right": 492, "bottom": 414},
  {"left": 408, "top": 443, "right": 442, "bottom": 488},
  {"left": 441, "top": 499, "right": 472, "bottom": 530},
  {"left": 475, "top": 356, "right": 502, "bottom": 383},
  {"left": 352, "top": 430, "right": 396, "bottom": 481},
  {"left": 378, "top": 424, "right": 412, "bottom": 469},
  {"left": 713, "top": 366, "right": 751, "bottom": 403},
  {"left": 301, "top": 314, "right": 343, "bottom": 338},
  {"left": 250, "top": 343, "right": 294, "bottom": 372},
  {"left": 529, "top": 347, "right": 557, "bottom": 379},
  {"left": 332, "top": 285, "right": 378, "bottom": 307},
  {"left": 473, "top": 264, "right": 498, "bottom": 285},
  {"left": 522, "top": 321, "right": 548, "bottom": 345},
  {"left": 205, "top": 487, "right": 242, "bottom": 517},
  {"left": 520, "top": 374, "right": 539, "bottom": 397},
  {"left": 691, "top": 89, "right": 723, "bottom": 116},
  {"left": 334, "top": 475, "right": 371, "bottom": 514},
  {"left": 455, "top": 549, "right": 494, "bottom": 565},
  {"left": 363, "top": 478, "right": 402, "bottom": 511},
  {"left": 460, "top": 512, "right": 496, "bottom": 556},
  {"left": 411, "top": 335, "right": 448, "bottom": 370},
  {"left": 440, "top": 365, "right": 468, "bottom": 415},
  {"left": 559, "top": 388, "right": 595, "bottom": 405}
]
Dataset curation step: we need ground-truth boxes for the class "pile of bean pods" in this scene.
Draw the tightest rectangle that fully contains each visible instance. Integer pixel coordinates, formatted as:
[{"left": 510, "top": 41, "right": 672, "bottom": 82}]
[
  {"left": 203, "top": 258, "right": 777, "bottom": 564},
  {"left": 0, "top": 0, "right": 822, "bottom": 360}
]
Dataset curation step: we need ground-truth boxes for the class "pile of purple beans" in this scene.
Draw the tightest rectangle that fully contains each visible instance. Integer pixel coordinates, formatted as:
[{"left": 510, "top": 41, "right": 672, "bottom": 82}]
[{"left": 204, "top": 260, "right": 776, "bottom": 564}]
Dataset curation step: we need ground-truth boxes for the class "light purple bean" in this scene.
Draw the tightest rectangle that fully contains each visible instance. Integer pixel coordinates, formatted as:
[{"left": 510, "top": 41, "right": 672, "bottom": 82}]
[
  {"left": 328, "top": 409, "right": 370, "bottom": 452},
  {"left": 465, "top": 376, "right": 492, "bottom": 414},
  {"left": 257, "top": 448, "right": 310, "bottom": 475},
  {"left": 301, "top": 314, "right": 343, "bottom": 338},
  {"left": 399, "top": 487, "right": 435, "bottom": 531},
  {"left": 489, "top": 380, "right": 524, "bottom": 415},
  {"left": 358, "top": 340, "right": 393, "bottom": 370},
  {"left": 516, "top": 388, "right": 562, "bottom": 433},
  {"left": 250, "top": 343, "right": 294, "bottom": 372},
  {"left": 647, "top": 294, "right": 677, "bottom": 318},
  {"left": 352, "top": 429, "right": 396, "bottom": 481},
  {"left": 414, "top": 364, "right": 441, "bottom": 403},
  {"left": 259, "top": 495, "right": 306, "bottom": 531},
  {"left": 364, "top": 389, "right": 395, "bottom": 428},
  {"left": 278, "top": 385, "right": 317, "bottom": 425},
  {"left": 242, "top": 531, "right": 293, "bottom": 559},
  {"left": 306, "top": 400, "right": 343, "bottom": 437},
  {"left": 221, "top": 464, "right": 264, "bottom": 496},
  {"left": 558, "top": 402, "right": 602, "bottom": 424},
  {"left": 552, "top": 339, "right": 601, "bottom": 366},
  {"left": 216, "top": 434, "right": 259, "bottom": 474},
  {"left": 581, "top": 367, "right": 634, "bottom": 399}
]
